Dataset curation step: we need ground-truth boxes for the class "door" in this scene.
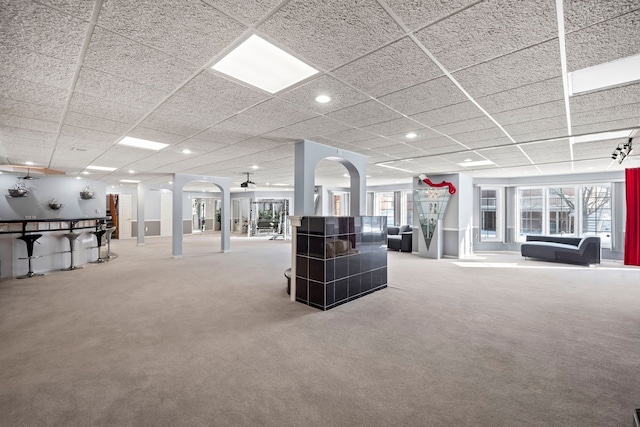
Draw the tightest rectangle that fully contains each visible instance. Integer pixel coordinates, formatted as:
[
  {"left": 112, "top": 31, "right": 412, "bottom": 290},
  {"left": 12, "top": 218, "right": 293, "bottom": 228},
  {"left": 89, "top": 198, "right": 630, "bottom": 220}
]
[
  {"left": 119, "top": 193, "right": 132, "bottom": 239},
  {"left": 160, "top": 192, "right": 173, "bottom": 237}
]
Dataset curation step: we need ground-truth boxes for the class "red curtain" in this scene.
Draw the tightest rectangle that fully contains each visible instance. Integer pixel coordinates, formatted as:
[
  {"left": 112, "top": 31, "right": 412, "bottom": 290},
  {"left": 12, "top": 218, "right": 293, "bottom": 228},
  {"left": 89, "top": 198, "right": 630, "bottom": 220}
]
[{"left": 624, "top": 168, "right": 640, "bottom": 265}]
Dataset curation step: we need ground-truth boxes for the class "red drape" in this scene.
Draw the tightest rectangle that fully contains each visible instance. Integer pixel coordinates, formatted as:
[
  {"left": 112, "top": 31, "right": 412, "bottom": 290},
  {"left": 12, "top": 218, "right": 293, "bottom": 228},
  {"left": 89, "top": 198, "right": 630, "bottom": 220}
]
[{"left": 624, "top": 167, "right": 640, "bottom": 265}]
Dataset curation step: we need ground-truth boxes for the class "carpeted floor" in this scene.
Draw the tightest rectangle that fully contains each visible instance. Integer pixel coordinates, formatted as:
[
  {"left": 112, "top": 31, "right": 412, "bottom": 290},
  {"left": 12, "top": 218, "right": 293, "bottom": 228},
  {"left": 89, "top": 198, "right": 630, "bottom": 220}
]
[{"left": 1, "top": 234, "right": 639, "bottom": 426}]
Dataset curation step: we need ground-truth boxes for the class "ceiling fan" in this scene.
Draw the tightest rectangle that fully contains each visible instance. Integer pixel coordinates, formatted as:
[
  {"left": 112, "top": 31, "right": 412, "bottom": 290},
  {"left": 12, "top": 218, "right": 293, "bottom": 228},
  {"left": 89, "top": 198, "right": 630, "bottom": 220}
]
[{"left": 240, "top": 172, "right": 256, "bottom": 190}]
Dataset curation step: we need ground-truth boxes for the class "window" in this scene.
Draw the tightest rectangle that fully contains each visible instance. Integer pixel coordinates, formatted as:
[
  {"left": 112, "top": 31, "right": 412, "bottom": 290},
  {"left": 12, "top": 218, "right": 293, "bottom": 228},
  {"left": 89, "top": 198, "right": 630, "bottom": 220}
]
[
  {"left": 547, "top": 187, "right": 575, "bottom": 235},
  {"left": 480, "top": 188, "right": 498, "bottom": 239},
  {"left": 582, "top": 186, "right": 611, "bottom": 247},
  {"left": 375, "top": 192, "right": 394, "bottom": 226},
  {"left": 401, "top": 190, "right": 413, "bottom": 226},
  {"left": 519, "top": 188, "right": 543, "bottom": 236},
  {"left": 331, "top": 192, "right": 349, "bottom": 216},
  {"left": 516, "top": 184, "right": 612, "bottom": 248}
]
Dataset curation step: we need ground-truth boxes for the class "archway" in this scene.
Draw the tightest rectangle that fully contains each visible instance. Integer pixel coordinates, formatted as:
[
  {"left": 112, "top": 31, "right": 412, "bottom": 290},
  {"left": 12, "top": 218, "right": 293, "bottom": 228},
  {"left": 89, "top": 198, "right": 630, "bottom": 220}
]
[
  {"left": 293, "top": 139, "right": 367, "bottom": 216},
  {"left": 171, "top": 174, "right": 231, "bottom": 257}
]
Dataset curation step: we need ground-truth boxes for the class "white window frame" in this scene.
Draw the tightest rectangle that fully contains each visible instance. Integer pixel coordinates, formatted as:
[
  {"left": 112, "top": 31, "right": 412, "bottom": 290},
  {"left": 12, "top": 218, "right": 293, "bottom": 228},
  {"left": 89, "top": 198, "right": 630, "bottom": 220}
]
[{"left": 479, "top": 186, "right": 503, "bottom": 242}]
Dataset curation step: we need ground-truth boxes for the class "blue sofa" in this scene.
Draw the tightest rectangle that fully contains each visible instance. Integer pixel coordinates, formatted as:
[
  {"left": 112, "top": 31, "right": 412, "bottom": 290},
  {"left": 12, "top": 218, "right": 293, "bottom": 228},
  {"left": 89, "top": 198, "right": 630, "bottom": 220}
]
[
  {"left": 387, "top": 225, "right": 412, "bottom": 252},
  {"left": 521, "top": 235, "right": 601, "bottom": 265}
]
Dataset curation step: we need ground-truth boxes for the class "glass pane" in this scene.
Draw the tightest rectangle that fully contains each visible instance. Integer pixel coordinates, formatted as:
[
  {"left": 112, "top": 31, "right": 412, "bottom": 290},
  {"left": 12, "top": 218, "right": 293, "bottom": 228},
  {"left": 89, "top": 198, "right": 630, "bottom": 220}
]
[
  {"left": 582, "top": 185, "right": 611, "bottom": 248},
  {"left": 519, "top": 189, "right": 543, "bottom": 236},
  {"left": 547, "top": 187, "right": 575, "bottom": 235},
  {"left": 481, "top": 189, "right": 497, "bottom": 238}
]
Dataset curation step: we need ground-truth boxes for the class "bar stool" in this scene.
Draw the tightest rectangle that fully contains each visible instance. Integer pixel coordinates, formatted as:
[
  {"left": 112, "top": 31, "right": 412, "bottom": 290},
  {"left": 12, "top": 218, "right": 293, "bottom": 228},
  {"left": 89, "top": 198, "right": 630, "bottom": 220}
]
[
  {"left": 91, "top": 229, "right": 107, "bottom": 263},
  {"left": 103, "top": 227, "right": 116, "bottom": 261},
  {"left": 17, "top": 233, "right": 44, "bottom": 279},
  {"left": 61, "top": 231, "right": 84, "bottom": 271}
]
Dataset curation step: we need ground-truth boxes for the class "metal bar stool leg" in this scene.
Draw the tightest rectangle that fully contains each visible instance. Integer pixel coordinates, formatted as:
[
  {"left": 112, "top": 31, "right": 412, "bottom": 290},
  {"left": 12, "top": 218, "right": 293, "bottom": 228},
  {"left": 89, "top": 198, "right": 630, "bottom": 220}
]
[
  {"left": 91, "top": 229, "right": 107, "bottom": 263},
  {"left": 17, "top": 234, "right": 44, "bottom": 279},
  {"left": 61, "top": 232, "right": 84, "bottom": 271},
  {"left": 104, "top": 227, "right": 116, "bottom": 261}
]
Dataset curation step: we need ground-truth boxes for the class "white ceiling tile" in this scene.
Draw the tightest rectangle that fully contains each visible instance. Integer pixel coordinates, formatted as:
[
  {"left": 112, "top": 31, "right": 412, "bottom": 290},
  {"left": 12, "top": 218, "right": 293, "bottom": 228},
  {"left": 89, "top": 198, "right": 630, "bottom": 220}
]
[
  {"left": 385, "top": 0, "right": 477, "bottom": 32},
  {"left": 258, "top": 0, "right": 404, "bottom": 69},
  {"left": 0, "top": 44, "right": 76, "bottom": 89},
  {"left": 83, "top": 28, "right": 198, "bottom": 91},
  {"left": 97, "top": 0, "right": 245, "bottom": 65},
  {"left": 493, "top": 100, "right": 566, "bottom": 126},
  {"left": 433, "top": 116, "right": 497, "bottom": 136},
  {"left": 571, "top": 103, "right": 640, "bottom": 129},
  {"left": 452, "top": 40, "right": 562, "bottom": 98},
  {"left": 242, "top": 98, "right": 318, "bottom": 128},
  {"left": 0, "top": 75, "right": 68, "bottom": 108},
  {"left": 68, "top": 92, "right": 148, "bottom": 124},
  {"left": 63, "top": 112, "right": 131, "bottom": 135},
  {"left": 378, "top": 76, "right": 468, "bottom": 116},
  {"left": 332, "top": 37, "right": 442, "bottom": 97},
  {"left": 0, "top": 0, "right": 87, "bottom": 62},
  {"left": 410, "top": 101, "right": 484, "bottom": 127},
  {"left": 570, "top": 82, "right": 640, "bottom": 114},
  {"left": 326, "top": 100, "right": 402, "bottom": 128},
  {"left": 0, "top": 113, "right": 58, "bottom": 133},
  {"left": 572, "top": 139, "right": 623, "bottom": 161},
  {"left": 416, "top": 0, "right": 557, "bottom": 71},
  {"left": 477, "top": 77, "right": 565, "bottom": 114},
  {"left": 126, "top": 127, "right": 185, "bottom": 145},
  {"left": 263, "top": 116, "right": 352, "bottom": 140},
  {"left": 520, "top": 140, "right": 572, "bottom": 164},
  {"left": 75, "top": 67, "right": 170, "bottom": 109},
  {"left": 0, "top": 97, "right": 64, "bottom": 122},
  {"left": 180, "top": 72, "right": 269, "bottom": 113},
  {"left": 572, "top": 118, "right": 640, "bottom": 137},
  {"left": 277, "top": 75, "right": 370, "bottom": 114},
  {"left": 564, "top": 1, "right": 640, "bottom": 33},
  {"left": 565, "top": 10, "right": 640, "bottom": 72},
  {"left": 504, "top": 116, "right": 567, "bottom": 137},
  {"left": 202, "top": 0, "right": 281, "bottom": 25}
]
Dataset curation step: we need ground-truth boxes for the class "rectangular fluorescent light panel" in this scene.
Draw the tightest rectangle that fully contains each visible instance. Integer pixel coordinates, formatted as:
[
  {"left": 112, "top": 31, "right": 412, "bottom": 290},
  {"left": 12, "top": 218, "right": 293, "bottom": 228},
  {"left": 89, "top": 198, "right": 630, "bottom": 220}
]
[
  {"left": 86, "top": 165, "right": 117, "bottom": 171},
  {"left": 569, "top": 53, "right": 640, "bottom": 95},
  {"left": 458, "top": 160, "right": 495, "bottom": 167},
  {"left": 377, "top": 163, "right": 415, "bottom": 173},
  {"left": 571, "top": 129, "right": 635, "bottom": 144},
  {"left": 120, "top": 179, "right": 141, "bottom": 183},
  {"left": 211, "top": 34, "right": 319, "bottom": 94},
  {"left": 119, "top": 136, "right": 169, "bottom": 151}
]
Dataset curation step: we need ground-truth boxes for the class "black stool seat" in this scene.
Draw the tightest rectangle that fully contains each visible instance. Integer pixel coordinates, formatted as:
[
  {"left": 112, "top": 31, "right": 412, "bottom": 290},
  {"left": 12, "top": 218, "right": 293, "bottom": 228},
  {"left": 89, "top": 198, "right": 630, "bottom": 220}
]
[
  {"left": 91, "top": 229, "right": 108, "bottom": 263},
  {"left": 61, "top": 231, "right": 83, "bottom": 271},
  {"left": 17, "top": 234, "right": 44, "bottom": 279}
]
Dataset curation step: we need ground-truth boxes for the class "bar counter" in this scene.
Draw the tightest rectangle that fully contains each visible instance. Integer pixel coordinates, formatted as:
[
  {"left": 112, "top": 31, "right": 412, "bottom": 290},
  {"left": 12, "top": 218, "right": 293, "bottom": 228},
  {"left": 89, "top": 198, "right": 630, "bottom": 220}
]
[{"left": 0, "top": 217, "right": 110, "bottom": 279}]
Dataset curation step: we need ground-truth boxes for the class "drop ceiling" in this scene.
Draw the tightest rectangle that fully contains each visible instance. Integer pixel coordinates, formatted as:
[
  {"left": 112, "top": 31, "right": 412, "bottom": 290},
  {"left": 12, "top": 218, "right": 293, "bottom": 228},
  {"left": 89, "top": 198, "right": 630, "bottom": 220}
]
[{"left": 0, "top": 0, "right": 639, "bottom": 191}]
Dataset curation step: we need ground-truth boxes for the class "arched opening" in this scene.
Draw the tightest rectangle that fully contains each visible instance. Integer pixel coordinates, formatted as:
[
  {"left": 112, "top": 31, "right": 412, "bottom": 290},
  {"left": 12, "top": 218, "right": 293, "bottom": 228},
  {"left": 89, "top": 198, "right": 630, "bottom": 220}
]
[{"left": 171, "top": 174, "right": 231, "bottom": 257}]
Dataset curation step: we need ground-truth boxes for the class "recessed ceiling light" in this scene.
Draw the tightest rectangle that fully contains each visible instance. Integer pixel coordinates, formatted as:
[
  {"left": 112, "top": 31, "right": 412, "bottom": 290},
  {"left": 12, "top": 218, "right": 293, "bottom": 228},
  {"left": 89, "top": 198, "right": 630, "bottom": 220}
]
[
  {"left": 181, "top": 149, "right": 192, "bottom": 154},
  {"left": 75, "top": 176, "right": 81, "bottom": 180},
  {"left": 119, "top": 136, "right": 169, "bottom": 151},
  {"left": 211, "top": 34, "right": 319, "bottom": 94},
  {"left": 82, "top": 171, "right": 90, "bottom": 175},
  {"left": 120, "top": 179, "right": 141, "bottom": 183},
  {"left": 570, "top": 129, "right": 635, "bottom": 144},
  {"left": 464, "top": 158, "right": 472, "bottom": 162},
  {"left": 128, "top": 170, "right": 135, "bottom": 174},
  {"left": 343, "top": 174, "right": 349, "bottom": 178},
  {"left": 569, "top": 53, "right": 640, "bottom": 95},
  {"left": 252, "top": 165, "right": 259, "bottom": 170},
  {"left": 458, "top": 160, "right": 494, "bottom": 167},
  {"left": 25, "top": 161, "right": 34, "bottom": 165},
  {"left": 169, "top": 181, "right": 173, "bottom": 184},
  {"left": 315, "top": 95, "right": 331, "bottom": 103},
  {"left": 405, "top": 132, "right": 417, "bottom": 139},
  {"left": 87, "top": 165, "right": 117, "bottom": 172}
]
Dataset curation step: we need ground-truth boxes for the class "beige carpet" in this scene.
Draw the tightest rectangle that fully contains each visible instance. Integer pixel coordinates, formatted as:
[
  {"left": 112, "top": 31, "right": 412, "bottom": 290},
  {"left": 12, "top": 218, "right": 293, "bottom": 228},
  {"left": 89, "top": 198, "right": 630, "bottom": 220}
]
[{"left": 1, "top": 234, "right": 639, "bottom": 426}]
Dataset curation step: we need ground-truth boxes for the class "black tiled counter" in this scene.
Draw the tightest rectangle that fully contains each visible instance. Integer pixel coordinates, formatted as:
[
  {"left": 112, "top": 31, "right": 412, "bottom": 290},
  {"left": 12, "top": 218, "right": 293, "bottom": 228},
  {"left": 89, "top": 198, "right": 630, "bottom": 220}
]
[{"left": 295, "top": 216, "right": 387, "bottom": 310}]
